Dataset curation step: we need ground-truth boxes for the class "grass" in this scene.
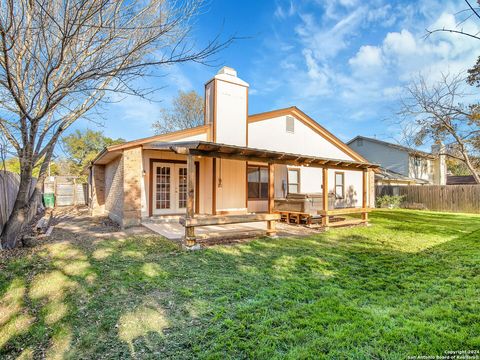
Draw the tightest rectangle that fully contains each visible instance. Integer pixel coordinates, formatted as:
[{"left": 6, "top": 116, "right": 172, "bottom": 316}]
[{"left": 1, "top": 209, "right": 480, "bottom": 359}]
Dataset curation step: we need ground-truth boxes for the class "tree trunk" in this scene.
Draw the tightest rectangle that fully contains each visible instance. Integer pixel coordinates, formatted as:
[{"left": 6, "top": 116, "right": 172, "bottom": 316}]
[
  {"left": 0, "top": 167, "right": 36, "bottom": 249},
  {"left": 461, "top": 150, "right": 480, "bottom": 184}
]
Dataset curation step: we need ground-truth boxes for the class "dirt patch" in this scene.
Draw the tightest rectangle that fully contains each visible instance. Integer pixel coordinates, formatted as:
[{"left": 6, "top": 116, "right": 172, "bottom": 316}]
[{"left": 0, "top": 206, "right": 152, "bottom": 261}]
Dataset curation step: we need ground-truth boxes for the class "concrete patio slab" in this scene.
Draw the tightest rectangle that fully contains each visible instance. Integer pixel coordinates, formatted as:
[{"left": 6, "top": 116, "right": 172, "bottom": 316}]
[{"left": 142, "top": 221, "right": 268, "bottom": 241}]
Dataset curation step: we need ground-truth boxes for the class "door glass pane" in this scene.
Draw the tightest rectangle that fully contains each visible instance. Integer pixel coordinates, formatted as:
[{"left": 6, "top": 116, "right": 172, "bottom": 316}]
[
  {"left": 156, "top": 166, "right": 171, "bottom": 209},
  {"left": 178, "top": 167, "right": 187, "bottom": 209}
]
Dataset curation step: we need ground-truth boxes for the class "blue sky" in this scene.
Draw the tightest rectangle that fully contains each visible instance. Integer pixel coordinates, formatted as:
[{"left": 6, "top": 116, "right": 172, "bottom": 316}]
[{"left": 71, "top": 0, "right": 480, "bottom": 146}]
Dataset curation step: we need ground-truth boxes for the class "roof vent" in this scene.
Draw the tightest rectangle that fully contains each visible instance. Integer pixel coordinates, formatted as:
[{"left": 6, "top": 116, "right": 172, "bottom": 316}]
[{"left": 217, "top": 66, "right": 237, "bottom": 77}]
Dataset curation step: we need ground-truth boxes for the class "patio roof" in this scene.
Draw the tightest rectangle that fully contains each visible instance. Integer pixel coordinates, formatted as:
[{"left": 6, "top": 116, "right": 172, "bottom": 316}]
[{"left": 143, "top": 141, "right": 380, "bottom": 170}]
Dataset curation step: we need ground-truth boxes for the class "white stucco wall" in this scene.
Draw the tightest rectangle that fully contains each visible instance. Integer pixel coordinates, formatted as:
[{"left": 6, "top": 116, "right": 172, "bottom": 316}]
[
  {"left": 248, "top": 115, "right": 354, "bottom": 160},
  {"left": 215, "top": 80, "right": 248, "bottom": 146},
  {"left": 330, "top": 169, "right": 364, "bottom": 208},
  {"left": 275, "top": 166, "right": 364, "bottom": 208}
]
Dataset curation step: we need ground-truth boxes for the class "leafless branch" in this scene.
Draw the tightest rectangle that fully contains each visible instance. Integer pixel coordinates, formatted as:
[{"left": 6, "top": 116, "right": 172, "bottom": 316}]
[
  {"left": 0, "top": 0, "right": 233, "bottom": 248},
  {"left": 398, "top": 72, "right": 480, "bottom": 183}
]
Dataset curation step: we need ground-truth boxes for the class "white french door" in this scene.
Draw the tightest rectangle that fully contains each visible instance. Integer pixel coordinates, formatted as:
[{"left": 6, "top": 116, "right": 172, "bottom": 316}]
[{"left": 153, "top": 163, "right": 188, "bottom": 215}]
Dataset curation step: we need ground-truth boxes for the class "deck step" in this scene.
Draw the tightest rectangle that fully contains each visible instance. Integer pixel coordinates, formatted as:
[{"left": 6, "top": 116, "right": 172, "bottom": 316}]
[
  {"left": 327, "top": 219, "right": 367, "bottom": 228},
  {"left": 143, "top": 216, "right": 182, "bottom": 224}
]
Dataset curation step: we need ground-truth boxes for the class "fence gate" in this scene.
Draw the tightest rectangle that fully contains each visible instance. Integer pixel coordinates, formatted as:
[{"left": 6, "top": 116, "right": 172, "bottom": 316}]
[{"left": 44, "top": 176, "right": 88, "bottom": 207}]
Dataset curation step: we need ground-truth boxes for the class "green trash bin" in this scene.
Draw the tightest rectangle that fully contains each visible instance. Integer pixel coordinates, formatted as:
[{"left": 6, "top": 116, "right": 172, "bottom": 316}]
[{"left": 43, "top": 193, "right": 55, "bottom": 208}]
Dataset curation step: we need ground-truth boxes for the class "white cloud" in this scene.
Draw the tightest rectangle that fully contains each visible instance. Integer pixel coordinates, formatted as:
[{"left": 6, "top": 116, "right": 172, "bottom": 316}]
[
  {"left": 296, "top": 7, "right": 365, "bottom": 61},
  {"left": 274, "top": 1, "right": 296, "bottom": 19},
  {"left": 383, "top": 29, "right": 417, "bottom": 56},
  {"left": 252, "top": 0, "right": 480, "bottom": 140},
  {"left": 349, "top": 45, "right": 383, "bottom": 71},
  {"left": 367, "top": 4, "right": 396, "bottom": 27},
  {"left": 301, "top": 49, "right": 331, "bottom": 95},
  {"left": 344, "top": 5, "right": 480, "bottom": 100}
]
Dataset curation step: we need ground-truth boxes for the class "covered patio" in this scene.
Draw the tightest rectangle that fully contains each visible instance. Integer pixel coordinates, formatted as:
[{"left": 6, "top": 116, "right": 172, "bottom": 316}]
[{"left": 145, "top": 140, "right": 379, "bottom": 249}]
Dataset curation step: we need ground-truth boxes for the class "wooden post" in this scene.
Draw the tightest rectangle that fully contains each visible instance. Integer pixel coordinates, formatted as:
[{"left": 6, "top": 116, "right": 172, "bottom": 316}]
[
  {"left": 362, "top": 169, "right": 368, "bottom": 222},
  {"left": 322, "top": 167, "right": 329, "bottom": 227},
  {"left": 267, "top": 162, "right": 276, "bottom": 236},
  {"left": 185, "top": 154, "right": 197, "bottom": 247}
]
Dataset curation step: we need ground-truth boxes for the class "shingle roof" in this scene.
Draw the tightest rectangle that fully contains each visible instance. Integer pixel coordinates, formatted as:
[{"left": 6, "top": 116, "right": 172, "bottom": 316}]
[
  {"left": 375, "top": 167, "right": 429, "bottom": 184},
  {"left": 446, "top": 175, "right": 478, "bottom": 185}
]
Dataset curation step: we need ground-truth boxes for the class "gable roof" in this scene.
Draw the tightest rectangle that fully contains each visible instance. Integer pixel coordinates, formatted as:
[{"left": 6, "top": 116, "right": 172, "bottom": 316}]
[
  {"left": 248, "top": 106, "right": 367, "bottom": 163},
  {"left": 347, "top": 135, "right": 436, "bottom": 159},
  {"left": 91, "top": 107, "right": 368, "bottom": 165},
  {"left": 106, "top": 125, "right": 210, "bottom": 152}
]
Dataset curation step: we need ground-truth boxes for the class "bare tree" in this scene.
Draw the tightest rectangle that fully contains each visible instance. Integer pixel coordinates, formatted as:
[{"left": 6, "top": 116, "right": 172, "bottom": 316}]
[
  {"left": 399, "top": 73, "right": 480, "bottom": 183},
  {"left": 426, "top": 0, "right": 480, "bottom": 86},
  {"left": 0, "top": 0, "right": 232, "bottom": 249},
  {"left": 152, "top": 90, "right": 204, "bottom": 134}
]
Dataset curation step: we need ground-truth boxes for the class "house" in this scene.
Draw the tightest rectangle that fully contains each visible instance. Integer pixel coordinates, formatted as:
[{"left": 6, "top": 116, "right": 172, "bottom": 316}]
[
  {"left": 347, "top": 136, "right": 447, "bottom": 185},
  {"left": 88, "top": 67, "right": 378, "bottom": 247}
]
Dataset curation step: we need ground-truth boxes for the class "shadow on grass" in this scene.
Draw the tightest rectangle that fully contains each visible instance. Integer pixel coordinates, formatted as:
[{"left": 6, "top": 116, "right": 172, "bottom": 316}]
[{"left": 0, "top": 209, "right": 479, "bottom": 359}]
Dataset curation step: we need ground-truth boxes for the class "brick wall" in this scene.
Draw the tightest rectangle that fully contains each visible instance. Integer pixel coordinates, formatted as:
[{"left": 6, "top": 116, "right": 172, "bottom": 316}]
[
  {"left": 104, "top": 156, "right": 124, "bottom": 224},
  {"left": 91, "top": 147, "right": 144, "bottom": 227},
  {"left": 90, "top": 165, "right": 105, "bottom": 216},
  {"left": 123, "top": 147, "right": 143, "bottom": 227}
]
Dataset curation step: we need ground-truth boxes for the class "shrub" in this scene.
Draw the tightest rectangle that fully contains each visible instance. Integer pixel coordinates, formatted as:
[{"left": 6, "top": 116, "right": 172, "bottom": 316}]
[{"left": 376, "top": 195, "right": 406, "bottom": 209}]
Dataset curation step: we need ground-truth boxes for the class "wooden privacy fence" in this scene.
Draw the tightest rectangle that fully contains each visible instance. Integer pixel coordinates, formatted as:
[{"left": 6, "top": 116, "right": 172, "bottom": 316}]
[
  {"left": 44, "top": 176, "right": 87, "bottom": 206},
  {"left": 376, "top": 185, "right": 480, "bottom": 213},
  {"left": 0, "top": 170, "right": 38, "bottom": 233}
]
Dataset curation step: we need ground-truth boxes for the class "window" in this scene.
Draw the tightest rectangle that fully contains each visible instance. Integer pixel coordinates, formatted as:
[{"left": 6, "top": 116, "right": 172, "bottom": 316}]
[
  {"left": 335, "top": 172, "right": 344, "bottom": 198},
  {"left": 286, "top": 116, "right": 294, "bottom": 133},
  {"left": 357, "top": 138, "right": 363, "bottom": 146},
  {"left": 248, "top": 166, "right": 268, "bottom": 199},
  {"left": 287, "top": 168, "right": 300, "bottom": 194}
]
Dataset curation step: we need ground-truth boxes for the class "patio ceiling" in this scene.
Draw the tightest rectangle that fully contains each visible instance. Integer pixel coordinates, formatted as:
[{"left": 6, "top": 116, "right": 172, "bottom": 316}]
[{"left": 144, "top": 141, "right": 379, "bottom": 170}]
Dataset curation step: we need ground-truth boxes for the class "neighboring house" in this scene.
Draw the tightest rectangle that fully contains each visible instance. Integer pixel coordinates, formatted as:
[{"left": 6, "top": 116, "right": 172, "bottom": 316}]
[
  {"left": 347, "top": 136, "right": 447, "bottom": 185},
  {"left": 88, "top": 67, "right": 377, "bottom": 233}
]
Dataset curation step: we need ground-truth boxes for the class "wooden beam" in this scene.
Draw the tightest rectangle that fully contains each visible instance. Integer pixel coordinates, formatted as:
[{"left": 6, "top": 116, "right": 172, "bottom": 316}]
[
  {"left": 268, "top": 163, "right": 275, "bottom": 213},
  {"left": 267, "top": 162, "right": 276, "bottom": 236},
  {"left": 180, "top": 213, "right": 281, "bottom": 227},
  {"left": 327, "top": 219, "right": 367, "bottom": 228},
  {"left": 212, "top": 158, "right": 216, "bottom": 215},
  {"left": 362, "top": 169, "right": 368, "bottom": 222},
  {"left": 318, "top": 207, "right": 372, "bottom": 216},
  {"left": 189, "top": 149, "right": 370, "bottom": 170},
  {"left": 185, "top": 154, "right": 196, "bottom": 247},
  {"left": 322, "top": 167, "right": 329, "bottom": 227}
]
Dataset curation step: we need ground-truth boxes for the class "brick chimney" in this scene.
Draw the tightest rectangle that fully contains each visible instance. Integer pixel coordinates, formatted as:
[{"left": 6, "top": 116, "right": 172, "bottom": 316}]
[{"left": 431, "top": 143, "right": 447, "bottom": 185}]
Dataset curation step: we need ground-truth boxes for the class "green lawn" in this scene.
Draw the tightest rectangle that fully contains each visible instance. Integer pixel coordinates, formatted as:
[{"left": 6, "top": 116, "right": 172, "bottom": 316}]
[{"left": 1, "top": 210, "right": 480, "bottom": 359}]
